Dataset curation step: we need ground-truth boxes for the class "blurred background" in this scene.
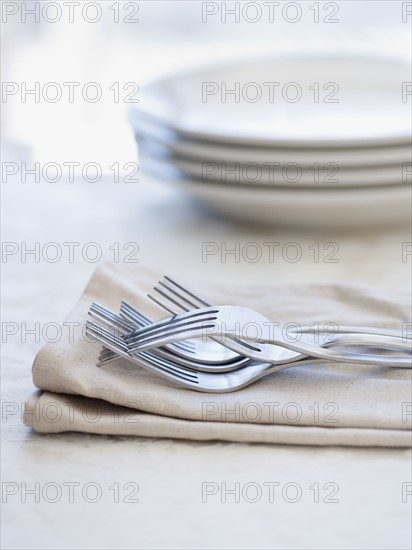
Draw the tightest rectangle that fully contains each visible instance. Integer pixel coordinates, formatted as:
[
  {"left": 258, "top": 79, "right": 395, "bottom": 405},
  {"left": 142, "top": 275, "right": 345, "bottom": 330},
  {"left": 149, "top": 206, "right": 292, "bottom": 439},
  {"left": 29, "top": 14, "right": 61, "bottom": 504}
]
[
  {"left": 2, "top": 0, "right": 411, "bottom": 307},
  {"left": 2, "top": 0, "right": 411, "bottom": 176}
]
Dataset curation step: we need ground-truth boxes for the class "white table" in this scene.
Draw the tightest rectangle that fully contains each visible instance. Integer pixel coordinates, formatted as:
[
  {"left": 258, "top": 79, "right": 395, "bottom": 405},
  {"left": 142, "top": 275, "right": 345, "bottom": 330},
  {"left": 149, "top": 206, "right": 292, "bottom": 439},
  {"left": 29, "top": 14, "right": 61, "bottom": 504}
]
[{"left": 2, "top": 171, "right": 411, "bottom": 549}]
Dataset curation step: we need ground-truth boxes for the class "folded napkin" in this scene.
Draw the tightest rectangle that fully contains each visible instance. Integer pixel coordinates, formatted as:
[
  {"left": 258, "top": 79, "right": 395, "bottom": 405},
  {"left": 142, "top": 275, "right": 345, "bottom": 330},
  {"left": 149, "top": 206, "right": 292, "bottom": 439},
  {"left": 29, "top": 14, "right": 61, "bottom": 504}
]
[{"left": 25, "top": 263, "right": 412, "bottom": 447}]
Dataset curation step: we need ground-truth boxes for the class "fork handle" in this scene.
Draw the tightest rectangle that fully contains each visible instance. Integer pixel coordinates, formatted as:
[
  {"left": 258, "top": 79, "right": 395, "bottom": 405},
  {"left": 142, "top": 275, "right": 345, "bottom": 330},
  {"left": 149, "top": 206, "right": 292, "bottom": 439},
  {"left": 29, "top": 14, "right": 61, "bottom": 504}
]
[{"left": 213, "top": 331, "right": 411, "bottom": 368}]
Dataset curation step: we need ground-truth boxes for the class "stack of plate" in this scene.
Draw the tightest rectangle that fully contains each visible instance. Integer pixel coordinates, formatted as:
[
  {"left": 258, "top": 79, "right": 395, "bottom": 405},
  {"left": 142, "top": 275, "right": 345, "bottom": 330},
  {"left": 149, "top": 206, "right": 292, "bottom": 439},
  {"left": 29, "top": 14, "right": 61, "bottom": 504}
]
[{"left": 131, "top": 56, "right": 412, "bottom": 227}]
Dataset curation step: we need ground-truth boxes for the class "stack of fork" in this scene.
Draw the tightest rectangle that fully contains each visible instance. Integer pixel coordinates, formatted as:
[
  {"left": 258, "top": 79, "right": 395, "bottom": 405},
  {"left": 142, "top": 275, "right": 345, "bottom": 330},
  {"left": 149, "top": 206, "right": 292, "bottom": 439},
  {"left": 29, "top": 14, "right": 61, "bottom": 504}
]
[{"left": 86, "top": 276, "right": 412, "bottom": 393}]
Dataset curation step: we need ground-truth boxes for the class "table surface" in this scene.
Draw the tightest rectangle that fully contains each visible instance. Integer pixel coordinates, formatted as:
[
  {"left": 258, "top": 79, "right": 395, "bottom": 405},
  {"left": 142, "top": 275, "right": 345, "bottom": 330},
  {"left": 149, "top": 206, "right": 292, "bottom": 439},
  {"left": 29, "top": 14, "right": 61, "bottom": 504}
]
[{"left": 2, "top": 170, "right": 412, "bottom": 550}]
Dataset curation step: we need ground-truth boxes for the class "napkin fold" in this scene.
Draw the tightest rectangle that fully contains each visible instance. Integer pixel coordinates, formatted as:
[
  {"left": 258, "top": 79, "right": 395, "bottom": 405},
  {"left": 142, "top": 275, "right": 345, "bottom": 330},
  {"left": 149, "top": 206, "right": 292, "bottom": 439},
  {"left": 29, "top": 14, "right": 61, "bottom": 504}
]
[{"left": 25, "top": 263, "right": 412, "bottom": 447}]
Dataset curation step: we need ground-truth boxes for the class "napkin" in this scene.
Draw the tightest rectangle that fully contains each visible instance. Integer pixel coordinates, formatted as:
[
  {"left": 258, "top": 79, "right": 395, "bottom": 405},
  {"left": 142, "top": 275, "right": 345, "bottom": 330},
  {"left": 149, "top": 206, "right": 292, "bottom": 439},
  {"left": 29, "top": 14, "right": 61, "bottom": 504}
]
[{"left": 25, "top": 263, "right": 412, "bottom": 447}]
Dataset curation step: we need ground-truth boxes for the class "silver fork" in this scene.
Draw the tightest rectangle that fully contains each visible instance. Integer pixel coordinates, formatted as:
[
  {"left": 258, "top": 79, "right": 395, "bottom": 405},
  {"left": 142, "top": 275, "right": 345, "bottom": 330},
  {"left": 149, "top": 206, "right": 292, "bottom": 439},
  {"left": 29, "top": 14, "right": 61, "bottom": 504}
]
[
  {"left": 85, "top": 320, "right": 379, "bottom": 393},
  {"left": 146, "top": 276, "right": 410, "bottom": 364},
  {"left": 90, "top": 303, "right": 251, "bottom": 373},
  {"left": 119, "top": 301, "right": 241, "bottom": 365},
  {"left": 95, "top": 276, "right": 411, "bottom": 369},
  {"left": 122, "top": 300, "right": 412, "bottom": 368},
  {"left": 91, "top": 302, "right": 411, "bottom": 378},
  {"left": 102, "top": 276, "right": 408, "bottom": 367},
  {"left": 98, "top": 302, "right": 379, "bottom": 371},
  {"left": 98, "top": 302, "right": 241, "bottom": 366},
  {"left": 150, "top": 276, "right": 410, "bottom": 347}
]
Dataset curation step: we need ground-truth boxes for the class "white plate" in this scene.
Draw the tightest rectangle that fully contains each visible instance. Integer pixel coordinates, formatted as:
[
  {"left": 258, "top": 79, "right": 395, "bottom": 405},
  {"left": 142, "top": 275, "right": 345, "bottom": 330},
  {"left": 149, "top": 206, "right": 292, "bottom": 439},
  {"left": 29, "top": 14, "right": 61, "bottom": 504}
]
[
  {"left": 181, "top": 179, "right": 411, "bottom": 228},
  {"left": 133, "top": 116, "right": 412, "bottom": 167},
  {"left": 132, "top": 55, "right": 412, "bottom": 148},
  {"left": 142, "top": 157, "right": 411, "bottom": 228},
  {"left": 139, "top": 137, "right": 409, "bottom": 188}
]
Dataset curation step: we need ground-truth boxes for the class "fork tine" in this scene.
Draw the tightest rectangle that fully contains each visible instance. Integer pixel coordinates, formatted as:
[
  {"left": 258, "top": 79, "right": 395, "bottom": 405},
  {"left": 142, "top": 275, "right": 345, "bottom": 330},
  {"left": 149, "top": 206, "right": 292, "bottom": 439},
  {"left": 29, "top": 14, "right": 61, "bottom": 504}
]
[
  {"left": 87, "top": 321, "right": 200, "bottom": 386},
  {"left": 89, "top": 303, "right": 133, "bottom": 334},
  {"left": 149, "top": 281, "right": 203, "bottom": 314},
  {"left": 87, "top": 319, "right": 199, "bottom": 377},
  {"left": 97, "top": 334, "right": 198, "bottom": 369},
  {"left": 139, "top": 351, "right": 198, "bottom": 381},
  {"left": 91, "top": 303, "right": 195, "bottom": 364},
  {"left": 99, "top": 354, "right": 118, "bottom": 365},
  {"left": 119, "top": 306, "right": 146, "bottom": 327},
  {"left": 86, "top": 321, "right": 128, "bottom": 350},
  {"left": 124, "top": 307, "right": 219, "bottom": 342},
  {"left": 137, "top": 359, "right": 200, "bottom": 386},
  {"left": 99, "top": 348, "right": 118, "bottom": 360},
  {"left": 128, "top": 322, "right": 216, "bottom": 353},
  {"left": 162, "top": 276, "right": 211, "bottom": 308},
  {"left": 120, "top": 301, "right": 152, "bottom": 325},
  {"left": 156, "top": 282, "right": 194, "bottom": 311},
  {"left": 147, "top": 292, "right": 178, "bottom": 315},
  {"left": 88, "top": 304, "right": 134, "bottom": 365},
  {"left": 124, "top": 311, "right": 218, "bottom": 346},
  {"left": 119, "top": 301, "right": 197, "bottom": 353}
]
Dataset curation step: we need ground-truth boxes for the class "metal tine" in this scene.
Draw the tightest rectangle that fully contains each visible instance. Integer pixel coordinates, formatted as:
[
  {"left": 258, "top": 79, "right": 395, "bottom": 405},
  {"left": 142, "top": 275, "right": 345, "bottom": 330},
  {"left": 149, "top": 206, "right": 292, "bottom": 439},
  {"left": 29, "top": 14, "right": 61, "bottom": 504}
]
[
  {"left": 94, "top": 308, "right": 203, "bottom": 368},
  {"left": 148, "top": 281, "right": 205, "bottom": 316},
  {"left": 89, "top": 303, "right": 132, "bottom": 334},
  {"left": 149, "top": 278, "right": 252, "bottom": 355},
  {"left": 119, "top": 276, "right": 209, "bottom": 352},
  {"left": 123, "top": 280, "right": 218, "bottom": 345},
  {"left": 147, "top": 280, "right": 217, "bottom": 348},
  {"left": 145, "top": 293, "right": 177, "bottom": 316},
  {"left": 123, "top": 282, "right": 220, "bottom": 347},
  {"left": 89, "top": 306, "right": 203, "bottom": 373},
  {"left": 98, "top": 345, "right": 124, "bottom": 363},
  {"left": 124, "top": 307, "right": 219, "bottom": 345},
  {"left": 121, "top": 297, "right": 218, "bottom": 340},
  {"left": 120, "top": 302, "right": 200, "bottom": 356},
  {"left": 128, "top": 322, "right": 216, "bottom": 354},
  {"left": 86, "top": 320, "right": 186, "bottom": 374},
  {"left": 162, "top": 275, "right": 211, "bottom": 308},
  {"left": 98, "top": 345, "right": 196, "bottom": 368},
  {"left": 91, "top": 302, "right": 197, "bottom": 366},
  {"left": 86, "top": 321, "right": 129, "bottom": 352},
  {"left": 89, "top": 305, "right": 135, "bottom": 366},
  {"left": 89, "top": 303, "right": 132, "bottom": 363},
  {"left": 125, "top": 314, "right": 218, "bottom": 348},
  {"left": 98, "top": 341, "right": 205, "bottom": 373},
  {"left": 144, "top": 278, "right": 215, "bottom": 344},
  {"left": 90, "top": 302, "right": 194, "bottom": 359},
  {"left": 119, "top": 302, "right": 147, "bottom": 324},
  {"left": 139, "top": 351, "right": 198, "bottom": 381},
  {"left": 120, "top": 301, "right": 195, "bottom": 353},
  {"left": 120, "top": 301, "right": 152, "bottom": 325},
  {"left": 150, "top": 279, "right": 253, "bottom": 351},
  {"left": 156, "top": 281, "right": 199, "bottom": 312},
  {"left": 86, "top": 321, "right": 199, "bottom": 385},
  {"left": 147, "top": 280, "right": 210, "bottom": 322},
  {"left": 99, "top": 350, "right": 117, "bottom": 362}
]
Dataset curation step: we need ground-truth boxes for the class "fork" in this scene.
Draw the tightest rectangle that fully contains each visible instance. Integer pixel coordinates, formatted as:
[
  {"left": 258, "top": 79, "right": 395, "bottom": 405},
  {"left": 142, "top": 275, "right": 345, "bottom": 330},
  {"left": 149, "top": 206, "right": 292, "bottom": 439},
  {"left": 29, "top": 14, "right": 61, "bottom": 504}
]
[
  {"left": 90, "top": 303, "right": 251, "bottom": 373},
  {"left": 98, "top": 299, "right": 410, "bottom": 372},
  {"left": 96, "top": 301, "right": 242, "bottom": 367},
  {"left": 150, "top": 276, "right": 410, "bottom": 343},
  {"left": 101, "top": 275, "right": 410, "bottom": 368},
  {"left": 93, "top": 302, "right": 408, "bottom": 373},
  {"left": 122, "top": 301, "right": 412, "bottom": 368},
  {"left": 86, "top": 320, "right": 393, "bottom": 393},
  {"left": 119, "top": 301, "right": 241, "bottom": 365}
]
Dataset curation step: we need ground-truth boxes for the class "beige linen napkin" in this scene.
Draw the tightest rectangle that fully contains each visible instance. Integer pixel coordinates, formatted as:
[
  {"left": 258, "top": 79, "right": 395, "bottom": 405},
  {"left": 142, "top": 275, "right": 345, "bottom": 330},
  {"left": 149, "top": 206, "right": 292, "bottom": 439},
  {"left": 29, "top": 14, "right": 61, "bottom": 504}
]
[{"left": 25, "top": 263, "right": 412, "bottom": 447}]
